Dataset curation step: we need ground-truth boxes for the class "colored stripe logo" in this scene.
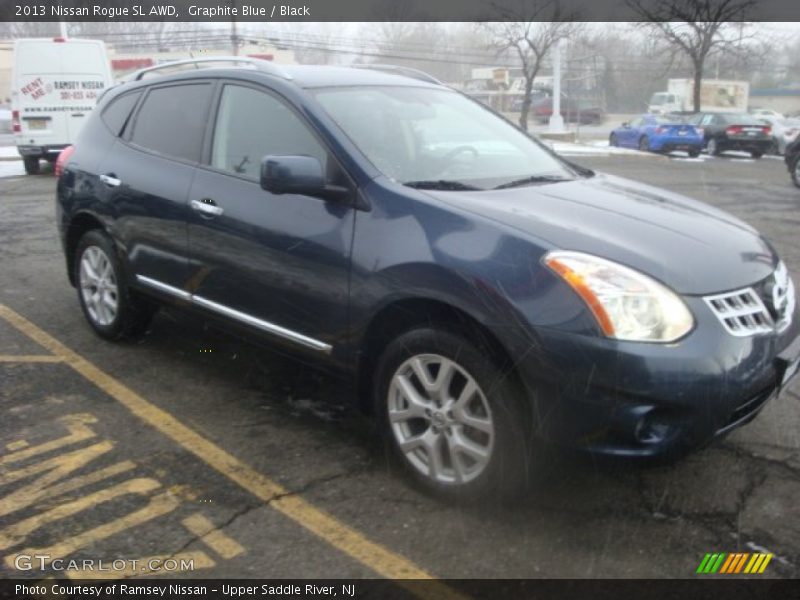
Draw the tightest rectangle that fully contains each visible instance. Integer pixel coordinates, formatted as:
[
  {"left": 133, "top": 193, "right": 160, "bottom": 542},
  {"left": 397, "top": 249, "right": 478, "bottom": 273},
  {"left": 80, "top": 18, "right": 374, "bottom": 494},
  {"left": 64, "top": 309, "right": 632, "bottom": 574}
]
[{"left": 696, "top": 552, "right": 773, "bottom": 574}]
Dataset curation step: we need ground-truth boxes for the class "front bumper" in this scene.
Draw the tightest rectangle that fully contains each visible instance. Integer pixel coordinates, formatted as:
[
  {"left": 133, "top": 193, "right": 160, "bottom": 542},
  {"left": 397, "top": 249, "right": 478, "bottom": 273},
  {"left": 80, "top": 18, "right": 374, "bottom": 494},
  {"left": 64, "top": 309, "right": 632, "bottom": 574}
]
[{"left": 513, "top": 296, "right": 800, "bottom": 460}]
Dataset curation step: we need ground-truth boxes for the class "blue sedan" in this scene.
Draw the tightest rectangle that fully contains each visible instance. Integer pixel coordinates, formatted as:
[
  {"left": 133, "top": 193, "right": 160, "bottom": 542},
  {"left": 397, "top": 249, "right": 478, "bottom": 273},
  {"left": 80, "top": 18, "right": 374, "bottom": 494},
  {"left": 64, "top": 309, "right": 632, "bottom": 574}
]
[{"left": 610, "top": 114, "right": 704, "bottom": 156}]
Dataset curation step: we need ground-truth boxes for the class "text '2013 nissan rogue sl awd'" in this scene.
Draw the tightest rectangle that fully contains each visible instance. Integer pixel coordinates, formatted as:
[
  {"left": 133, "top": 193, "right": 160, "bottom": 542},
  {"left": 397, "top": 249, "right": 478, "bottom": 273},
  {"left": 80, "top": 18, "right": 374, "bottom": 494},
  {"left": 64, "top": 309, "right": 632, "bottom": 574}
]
[{"left": 56, "top": 59, "right": 800, "bottom": 499}]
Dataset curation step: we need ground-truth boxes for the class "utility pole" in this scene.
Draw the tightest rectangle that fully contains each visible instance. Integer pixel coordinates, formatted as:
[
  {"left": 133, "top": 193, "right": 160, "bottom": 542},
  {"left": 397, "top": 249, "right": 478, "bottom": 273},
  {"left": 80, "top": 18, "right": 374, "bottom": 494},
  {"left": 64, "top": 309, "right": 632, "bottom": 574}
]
[
  {"left": 230, "top": 0, "right": 238, "bottom": 55},
  {"left": 548, "top": 39, "right": 566, "bottom": 133}
]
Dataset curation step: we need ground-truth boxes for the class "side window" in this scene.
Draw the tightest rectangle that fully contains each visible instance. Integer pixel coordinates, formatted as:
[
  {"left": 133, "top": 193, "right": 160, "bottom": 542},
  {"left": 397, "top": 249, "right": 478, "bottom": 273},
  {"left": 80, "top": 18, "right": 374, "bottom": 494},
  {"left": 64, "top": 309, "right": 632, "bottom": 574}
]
[
  {"left": 129, "top": 83, "right": 213, "bottom": 162},
  {"left": 101, "top": 91, "right": 142, "bottom": 137},
  {"left": 701, "top": 114, "right": 714, "bottom": 126},
  {"left": 210, "top": 85, "right": 328, "bottom": 181}
]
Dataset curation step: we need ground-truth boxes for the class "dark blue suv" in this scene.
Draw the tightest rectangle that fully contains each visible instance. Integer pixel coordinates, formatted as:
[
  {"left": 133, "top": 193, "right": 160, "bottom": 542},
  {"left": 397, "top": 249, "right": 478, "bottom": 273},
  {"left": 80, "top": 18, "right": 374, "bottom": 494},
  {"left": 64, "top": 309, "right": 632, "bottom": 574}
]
[{"left": 56, "top": 59, "right": 800, "bottom": 499}]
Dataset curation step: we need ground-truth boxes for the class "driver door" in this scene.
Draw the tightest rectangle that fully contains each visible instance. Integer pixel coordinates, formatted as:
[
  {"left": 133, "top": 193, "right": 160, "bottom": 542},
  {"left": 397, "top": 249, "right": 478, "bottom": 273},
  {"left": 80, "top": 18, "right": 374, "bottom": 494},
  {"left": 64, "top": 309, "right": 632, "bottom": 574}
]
[{"left": 186, "top": 82, "right": 355, "bottom": 354}]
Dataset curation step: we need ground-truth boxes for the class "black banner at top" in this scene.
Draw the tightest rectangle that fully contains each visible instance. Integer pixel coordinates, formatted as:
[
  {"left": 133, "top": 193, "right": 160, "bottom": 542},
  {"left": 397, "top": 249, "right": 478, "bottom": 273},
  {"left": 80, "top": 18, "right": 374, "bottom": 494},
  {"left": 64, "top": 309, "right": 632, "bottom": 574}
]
[{"left": 2, "top": 0, "right": 800, "bottom": 22}]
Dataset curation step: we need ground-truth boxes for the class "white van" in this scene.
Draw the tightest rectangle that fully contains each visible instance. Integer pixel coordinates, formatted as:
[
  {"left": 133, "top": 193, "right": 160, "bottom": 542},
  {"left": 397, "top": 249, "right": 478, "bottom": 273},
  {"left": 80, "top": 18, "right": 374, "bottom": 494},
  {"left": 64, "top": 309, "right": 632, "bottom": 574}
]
[{"left": 12, "top": 38, "right": 113, "bottom": 174}]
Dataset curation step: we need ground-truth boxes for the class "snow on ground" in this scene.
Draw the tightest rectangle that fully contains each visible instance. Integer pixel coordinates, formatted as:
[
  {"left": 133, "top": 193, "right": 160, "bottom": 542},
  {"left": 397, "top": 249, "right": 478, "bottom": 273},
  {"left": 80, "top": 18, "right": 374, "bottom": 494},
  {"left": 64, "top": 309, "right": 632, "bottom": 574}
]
[
  {"left": 547, "top": 140, "right": 655, "bottom": 157},
  {"left": 0, "top": 146, "right": 19, "bottom": 159},
  {"left": 0, "top": 160, "right": 25, "bottom": 178}
]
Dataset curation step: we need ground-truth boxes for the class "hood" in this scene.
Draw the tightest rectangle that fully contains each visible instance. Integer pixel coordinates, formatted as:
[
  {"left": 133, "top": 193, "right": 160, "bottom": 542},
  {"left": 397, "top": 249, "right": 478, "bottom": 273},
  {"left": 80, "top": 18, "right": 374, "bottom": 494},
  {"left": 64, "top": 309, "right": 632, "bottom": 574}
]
[{"left": 426, "top": 173, "right": 776, "bottom": 295}]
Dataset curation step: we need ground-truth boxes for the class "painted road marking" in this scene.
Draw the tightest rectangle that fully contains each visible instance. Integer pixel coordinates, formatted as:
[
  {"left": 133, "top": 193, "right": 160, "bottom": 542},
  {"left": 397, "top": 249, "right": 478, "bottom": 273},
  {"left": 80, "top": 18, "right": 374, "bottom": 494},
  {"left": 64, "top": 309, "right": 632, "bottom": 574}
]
[
  {"left": 0, "top": 304, "right": 463, "bottom": 599},
  {"left": 0, "top": 413, "right": 220, "bottom": 579},
  {"left": 5, "top": 440, "right": 29, "bottom": 452},
  {"left": 0, "top": 354, "right": 63, "bottom": 363},
  {"left": 182, "top": 513, "right": 245, "bottom": 560}
]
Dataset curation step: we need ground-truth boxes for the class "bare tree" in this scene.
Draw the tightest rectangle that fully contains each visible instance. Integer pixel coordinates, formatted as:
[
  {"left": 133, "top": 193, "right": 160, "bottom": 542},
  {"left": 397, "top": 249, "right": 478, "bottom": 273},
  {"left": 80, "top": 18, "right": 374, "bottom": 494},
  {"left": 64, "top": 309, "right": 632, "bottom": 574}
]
[
  {"left": 483, "top": 0, "right": 583, "bottom": 131},
  {"left": 626, "top": 0, "right": 758, "bottom": 112}
]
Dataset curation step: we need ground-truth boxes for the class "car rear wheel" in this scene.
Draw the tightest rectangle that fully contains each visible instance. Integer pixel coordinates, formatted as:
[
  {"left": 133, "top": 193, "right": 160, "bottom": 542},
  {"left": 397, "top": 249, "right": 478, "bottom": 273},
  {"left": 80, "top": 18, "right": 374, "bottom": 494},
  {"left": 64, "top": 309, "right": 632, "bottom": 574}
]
[
  {"left": 374, "top": 327, "right": 533, "bottom": 501},
  {"left": 792, "top": 155, "right": 800, "bottom": 188},
  {"left": 707, "top": 139, "right": 721, "bottom": 156},
  {"left": 23, "top": 156, "right": 40, "bottom": 175},
  {"left": 750, "top": 150, "right": 764, "bottom": 159},
  {"left": 74, "top": 230, "right": 157, "bottom": 340},
  {"left": 638, "top": 136, "right": 650, "bottom": 152},
  {"left": 688, "top": 149, "right": 701, "bottom": 158}
]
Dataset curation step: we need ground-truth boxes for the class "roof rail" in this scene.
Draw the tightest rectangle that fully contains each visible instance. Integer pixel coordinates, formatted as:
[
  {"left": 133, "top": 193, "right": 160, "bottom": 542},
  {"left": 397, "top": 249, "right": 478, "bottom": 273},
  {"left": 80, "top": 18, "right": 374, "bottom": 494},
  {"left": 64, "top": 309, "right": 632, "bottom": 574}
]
[
  {"left": 351, "top": 64, "right": 442, "bottom": 85},
  {"left": 130, "top": 56, "right": 293, "bottom": 81}
]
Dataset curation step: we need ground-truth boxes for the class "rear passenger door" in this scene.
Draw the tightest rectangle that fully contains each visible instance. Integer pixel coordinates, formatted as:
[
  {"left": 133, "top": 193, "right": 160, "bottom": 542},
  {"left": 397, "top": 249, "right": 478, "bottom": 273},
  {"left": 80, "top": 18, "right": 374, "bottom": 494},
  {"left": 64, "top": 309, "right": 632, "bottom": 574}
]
[
  {"left": 186, "top": 82, "right": 355, "bottom": 355},
  {"left": 99, "top": 81, "right": 214, "bottom": 296}
]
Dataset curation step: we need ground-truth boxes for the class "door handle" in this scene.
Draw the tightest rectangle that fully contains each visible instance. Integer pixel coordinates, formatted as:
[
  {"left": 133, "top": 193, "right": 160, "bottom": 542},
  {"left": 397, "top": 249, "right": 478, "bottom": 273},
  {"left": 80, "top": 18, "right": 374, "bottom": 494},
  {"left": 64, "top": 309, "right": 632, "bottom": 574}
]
[
  {"left": 99, "top": 174, "right": 121, "bottom": 187},
  {"left": 190, "top": 199, "right": 224, "bottom": 217}
]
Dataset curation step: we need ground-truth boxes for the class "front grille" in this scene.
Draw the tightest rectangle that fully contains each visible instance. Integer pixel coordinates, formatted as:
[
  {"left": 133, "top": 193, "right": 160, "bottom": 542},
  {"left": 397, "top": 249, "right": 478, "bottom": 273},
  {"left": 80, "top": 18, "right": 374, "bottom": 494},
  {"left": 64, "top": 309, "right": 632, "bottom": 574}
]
[
  {"left": 704, "top": 262, "right": 796, "bottom": 338},
  {"left": 704, "top": 288, "right": 774, "bottom": 336}
]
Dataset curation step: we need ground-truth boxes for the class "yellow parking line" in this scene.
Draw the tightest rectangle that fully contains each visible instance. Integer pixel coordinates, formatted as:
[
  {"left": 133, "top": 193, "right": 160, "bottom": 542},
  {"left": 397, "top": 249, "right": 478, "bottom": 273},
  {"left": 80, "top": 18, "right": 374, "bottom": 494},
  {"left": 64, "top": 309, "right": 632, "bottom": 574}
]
[
  {"left": 0, "top": 354, "right": 63, "bottom": 363},
  {"left": 0, "top": 304, "right": 461, "bottom": 598},
  {"left": 182, "top": 513, "right": 245, "bottom": 559}
]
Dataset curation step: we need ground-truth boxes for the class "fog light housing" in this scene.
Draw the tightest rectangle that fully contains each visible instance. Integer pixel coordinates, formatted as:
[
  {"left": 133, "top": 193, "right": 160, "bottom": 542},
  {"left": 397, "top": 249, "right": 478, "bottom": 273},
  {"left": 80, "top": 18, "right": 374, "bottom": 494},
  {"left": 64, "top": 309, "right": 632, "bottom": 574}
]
[{"left": 634, "top": 414, "right": 672, "bottom": 444}]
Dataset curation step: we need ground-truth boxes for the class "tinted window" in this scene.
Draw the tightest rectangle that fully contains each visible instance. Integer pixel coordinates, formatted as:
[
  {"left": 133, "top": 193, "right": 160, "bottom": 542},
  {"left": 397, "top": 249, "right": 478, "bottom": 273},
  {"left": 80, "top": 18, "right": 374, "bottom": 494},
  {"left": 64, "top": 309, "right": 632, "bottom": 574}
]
[
  {"left": 101, "top": 91, "right": 141, "bottom": 136},
  {"left": 211, "top": 85, "right": 327, "bottom": 180},
  {"left": 130, "top": 84, "right": 212, "bottom": 162}
]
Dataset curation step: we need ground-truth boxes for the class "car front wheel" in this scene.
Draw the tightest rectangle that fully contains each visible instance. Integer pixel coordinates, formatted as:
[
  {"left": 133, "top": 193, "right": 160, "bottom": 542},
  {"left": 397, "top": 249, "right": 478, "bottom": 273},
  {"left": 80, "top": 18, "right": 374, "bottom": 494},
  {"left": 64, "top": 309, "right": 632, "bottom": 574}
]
[
  {"left": 75, "top": 230, "right": 157, "bottom": 340},
  {"left": 638, "top": 136, "right": 650, "bottom": 152},
  {"left": 374, "top": 327, "right": 533, "bottom": 500}
]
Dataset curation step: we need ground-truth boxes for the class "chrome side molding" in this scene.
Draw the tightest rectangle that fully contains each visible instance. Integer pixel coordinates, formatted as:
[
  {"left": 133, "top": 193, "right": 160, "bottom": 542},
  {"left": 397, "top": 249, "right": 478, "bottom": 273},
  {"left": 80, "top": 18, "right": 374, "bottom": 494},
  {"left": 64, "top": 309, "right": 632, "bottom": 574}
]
[{"left": 135, "top": 274, "right": 332, "bottom": 354}]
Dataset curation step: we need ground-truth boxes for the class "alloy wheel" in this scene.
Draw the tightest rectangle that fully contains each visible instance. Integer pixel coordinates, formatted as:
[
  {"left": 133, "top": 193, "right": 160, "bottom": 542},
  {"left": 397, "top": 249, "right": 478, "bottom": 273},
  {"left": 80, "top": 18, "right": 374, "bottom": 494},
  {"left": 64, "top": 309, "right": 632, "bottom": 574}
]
[
  {"left": 79, "top": 246, "right": 119, "bottom": 326},
  {"left": 387, "top": 354, "right": 494, "bottom": 485}
]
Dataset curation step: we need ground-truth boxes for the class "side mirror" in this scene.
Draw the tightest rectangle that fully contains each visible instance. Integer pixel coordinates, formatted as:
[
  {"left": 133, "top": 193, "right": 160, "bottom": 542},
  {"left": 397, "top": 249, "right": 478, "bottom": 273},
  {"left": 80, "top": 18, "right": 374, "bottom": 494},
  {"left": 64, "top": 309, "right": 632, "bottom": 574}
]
[{"left": 260, "top": 155, "right": 348, "bottom": 201}]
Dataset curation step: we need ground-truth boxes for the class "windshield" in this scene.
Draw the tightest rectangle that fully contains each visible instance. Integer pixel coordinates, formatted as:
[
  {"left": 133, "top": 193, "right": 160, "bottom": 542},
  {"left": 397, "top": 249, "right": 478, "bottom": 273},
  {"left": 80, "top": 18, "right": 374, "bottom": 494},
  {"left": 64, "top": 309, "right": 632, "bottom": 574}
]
[
  {"left": 314, "top": 86, "right": 573, "bottom": 190},
  {"left": 650, "top": 93, "right": 670, "bottom": 105}
]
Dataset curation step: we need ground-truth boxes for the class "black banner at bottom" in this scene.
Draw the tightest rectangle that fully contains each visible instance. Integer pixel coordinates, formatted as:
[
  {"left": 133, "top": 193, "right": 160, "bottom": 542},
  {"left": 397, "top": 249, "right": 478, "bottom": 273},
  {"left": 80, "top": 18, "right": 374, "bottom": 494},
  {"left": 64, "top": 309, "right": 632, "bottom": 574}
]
[{"left": 2, "top": 579, "right": 799, "bottom": 600}]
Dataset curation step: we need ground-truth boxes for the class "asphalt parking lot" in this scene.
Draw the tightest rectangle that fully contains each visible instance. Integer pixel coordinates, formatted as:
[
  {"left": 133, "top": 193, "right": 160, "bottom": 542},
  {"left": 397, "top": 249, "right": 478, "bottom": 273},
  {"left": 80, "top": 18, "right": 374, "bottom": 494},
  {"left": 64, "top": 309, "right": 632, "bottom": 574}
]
[{"left": 1, "top": 154, "right": 799, "bottom": 584}]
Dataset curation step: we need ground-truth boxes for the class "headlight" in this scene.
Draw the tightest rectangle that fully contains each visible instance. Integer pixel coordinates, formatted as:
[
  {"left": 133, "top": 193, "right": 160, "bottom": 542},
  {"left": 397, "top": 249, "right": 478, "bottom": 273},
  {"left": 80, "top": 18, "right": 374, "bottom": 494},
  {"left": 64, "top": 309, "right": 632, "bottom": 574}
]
[{"left": 544, "top": 251, "right": 694, "bottom": 342}]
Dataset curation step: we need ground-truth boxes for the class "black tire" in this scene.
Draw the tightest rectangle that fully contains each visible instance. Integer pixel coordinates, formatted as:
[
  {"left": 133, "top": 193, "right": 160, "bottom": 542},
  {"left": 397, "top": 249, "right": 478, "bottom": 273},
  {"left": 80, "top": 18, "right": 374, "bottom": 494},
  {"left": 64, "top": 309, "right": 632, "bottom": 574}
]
[
  {"left": 791, "top": 155, "right": 800, "bottom": 189},
  {"left": 74, "top": 229, "right": 157, "bottom": 340},
  {"left": 373, "top": 326, "right": 535, "bottom": 501},
  {"left": 23, "top": 156, "right": 40, "bottom": 175},
  {"left": 750, "top": 150, "right": 763, "bottom": 159},
  {"left": 638, "top": 136, "right": 649, "bottom": 152},
  {"left": 707, "top": 138, "right": 722, "bottom": 156},
  {"left": 688, "top": 149, "right": 701, "bottom": 158},
  {"left": 609, "top": 133, "right": 618, "bottom": 147}
]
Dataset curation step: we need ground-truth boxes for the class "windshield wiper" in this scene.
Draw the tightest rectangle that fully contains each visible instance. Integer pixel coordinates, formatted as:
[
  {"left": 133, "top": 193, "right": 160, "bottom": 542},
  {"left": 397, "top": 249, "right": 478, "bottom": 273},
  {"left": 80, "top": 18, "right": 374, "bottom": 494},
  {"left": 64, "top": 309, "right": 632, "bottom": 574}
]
[
  {"left": 404, "top": 179, "right": 483, "bottom": 191},
  {"left": 493, "top": 174, "right": 573, "bottom": 190}
]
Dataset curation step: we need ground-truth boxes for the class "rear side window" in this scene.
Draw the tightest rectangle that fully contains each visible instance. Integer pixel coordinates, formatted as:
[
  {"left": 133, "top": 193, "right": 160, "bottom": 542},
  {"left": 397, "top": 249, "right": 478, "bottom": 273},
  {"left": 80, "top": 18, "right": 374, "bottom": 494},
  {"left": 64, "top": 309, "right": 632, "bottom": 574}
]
[
  {"left": 129, "top": 83, "right": 213, "bottom": 162},
  {"left": 101, "top": 91, "right": 141, "bottom": 136}
]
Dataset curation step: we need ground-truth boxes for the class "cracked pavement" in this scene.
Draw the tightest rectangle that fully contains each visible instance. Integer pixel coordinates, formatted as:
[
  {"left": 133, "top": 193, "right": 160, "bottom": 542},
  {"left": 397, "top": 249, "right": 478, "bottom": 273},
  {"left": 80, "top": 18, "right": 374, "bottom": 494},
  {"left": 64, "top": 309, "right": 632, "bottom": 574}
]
[{"left": 0, "top": 155, "right": 798, "bottom": 579}]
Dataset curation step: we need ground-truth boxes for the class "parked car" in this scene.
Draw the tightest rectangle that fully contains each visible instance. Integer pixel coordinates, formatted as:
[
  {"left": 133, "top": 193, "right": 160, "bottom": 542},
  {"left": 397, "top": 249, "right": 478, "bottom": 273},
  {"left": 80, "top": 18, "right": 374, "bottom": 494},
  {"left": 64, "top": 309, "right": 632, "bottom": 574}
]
[
  {"left": 56, "top": 60, "right": 800, "bottom": 500},
  {"left": 687, "top": 112, "right": 773, "bottom": 158},
  {"left": 531, "top": 95, "right": 604, "bottom": 124},
  {"left": 786, "top": 136, "right": 800, "bottom": 188},
  {"left": 750, "top": 108, "right": 785, "bottom": 120},
  {"left": 609, "top": 114, "right": 703, "bottom": 156},
  {"left": 754, "top": 116, "right": 800, "bottom": 155}
]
